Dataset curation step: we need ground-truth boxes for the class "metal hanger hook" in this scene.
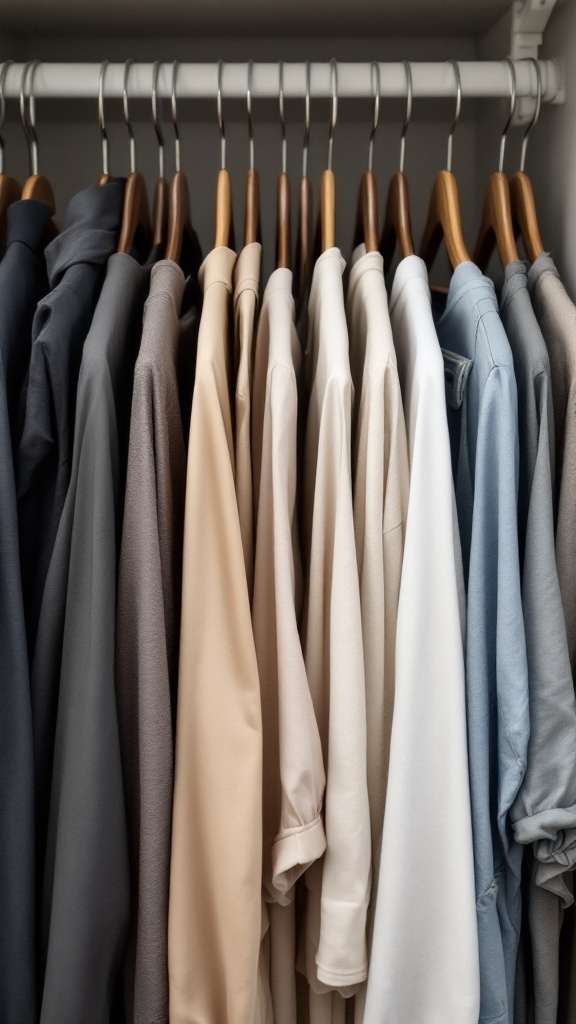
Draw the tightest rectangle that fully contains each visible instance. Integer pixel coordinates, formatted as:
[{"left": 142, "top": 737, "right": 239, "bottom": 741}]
[
  {"left": 303, "top": 60, "right": 311, "bottom": 180},
  {"left": 20, "top": 59, "right": 40, "bottom": 176},
  {"left": 520, "top": 58, "right": 542, "bottom": 173},
  {"left": 446, "top": 58, "right": 462, "bottom": 173},
  {"left": 217, "top": 59, "right": 226, "bottom": 171},
  {"left": 327, "top": 57, "right": 338, "bottom": 173},
  {"left": 152, "top": 60, "right": 165, "bottom": 180},
  {"left": 98, "top": 61, "right": 110, "bottom": 176},
  {"left": 368, "top": 61, "right": 380, "bottom": 174},
  {"left": 498, "top": 58, "right": 516, "bottom": 173},
  {"left": 171, "top": 60, "right": 181, "bottom": 174},
  {"left": 279, "top": 59, "right": 286, "bottom": 175},
  {"left": 0, "top": 60, "right": 14, "bottom": 175},
  {"left": 399, "top": 60, "right": 412, "bottom": 174},
  {"left": 247, "top": 60, "right": 254, "bottom": 171},
  {"left": 123, "top": 59, "right": 136, "bottom": 174}
]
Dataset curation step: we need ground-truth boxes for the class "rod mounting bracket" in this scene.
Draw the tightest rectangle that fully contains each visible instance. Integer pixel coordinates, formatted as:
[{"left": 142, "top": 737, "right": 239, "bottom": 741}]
[{"left": 511, "top": 0, "right": 558, "bottom": 60}]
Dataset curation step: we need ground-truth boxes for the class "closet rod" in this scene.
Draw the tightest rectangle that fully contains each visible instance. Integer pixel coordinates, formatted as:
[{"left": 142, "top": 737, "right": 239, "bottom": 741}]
[{"left": 0, "top": 60, "right": 563, "bottom": 104}]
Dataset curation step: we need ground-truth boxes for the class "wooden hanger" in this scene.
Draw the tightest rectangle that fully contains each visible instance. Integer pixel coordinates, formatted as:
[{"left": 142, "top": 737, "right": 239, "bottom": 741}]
[
  {"left": 165, "top": 63, "right": 194, "bottom": 265},
  {"left": 509, "top": 58, "right": 545, "bottom": 263},
  {"left": 275, "top": 62, "right": 291, "bottom": 269},
  {"left": 318, "top": 59, "right": 338, "bottom": 254},
  {"left": 118, "top": 61, "right": 152, "bottom": 255},
  {"left": 473, "top": 59, "right": 519, "bottom": 271},
  {"left": 243, "top": 63, "right": 260, "bottom": 246},
  {"left": 0, "top": 61, "right": 21, "bottom": 251},
  {"left": 149, "top": 61, "right": 169, "bottom": 251},
  {"left": 353, "top": 62, "right": 380, "bottom": 254},
  {"left": 420, "top": 60, "right": 470, "bottom": 271},
  {"left": 97, "top": 62, "right": 113, "bottom": 186},
  {"left": 474, "top": 172, "right": 518, "bottom": 271},
  {"left": 295, "top": 64, "right": 313, "bottom": 307},
  {"left": 380, "top": 61, "right": 415, "bottom": 269},
  {"left": 215, "top": 60, "right": 234, "bottom": 249}
]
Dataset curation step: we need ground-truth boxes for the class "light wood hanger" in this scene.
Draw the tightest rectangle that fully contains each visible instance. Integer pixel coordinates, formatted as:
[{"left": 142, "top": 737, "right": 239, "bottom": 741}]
[
  {"left": 215, "top": 60, "right": 233, "bottom": 249},
  {"left": 509, "top": 57, "right": 545, "bottom": 263},
  {"left": 118, "top": 60, "right": 152, "bottom": 256},
  {"left": 0, "top": 62, "right": 21, "bottom": 251},
  {"left": 318, "top": 58, "right": 338, "bottom": 253},
  {"left": 165, "top": 61, "right": 195, "bottom": 265},
  {"left": 295, "top": 63, "right": 313, "bottom": 310},
  {"left": 474, "top": 58, "right": 519, "bottom": 271},
  {"left": 380, "top": 60, "right": 415, "bottom": 270},
  {"left": 19, "top": 60, "right": 58, "bottom": 241},
  {"left": 353, "top": 62, "right": 380, "bottom": 254},
  {"left": 420, "top": 59, "right": 470, "bottom": 271},
  {"left": 244, "top": 61, "right": 260, "bottom": 246},
  {"left": 276, "top": 61, "right": 291, "bottom": 269}
]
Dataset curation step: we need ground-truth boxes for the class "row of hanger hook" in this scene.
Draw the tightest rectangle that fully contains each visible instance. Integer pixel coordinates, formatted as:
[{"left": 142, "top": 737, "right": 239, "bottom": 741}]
[{"left": 0, "top": 57, "right": 542, "bottom": 182}]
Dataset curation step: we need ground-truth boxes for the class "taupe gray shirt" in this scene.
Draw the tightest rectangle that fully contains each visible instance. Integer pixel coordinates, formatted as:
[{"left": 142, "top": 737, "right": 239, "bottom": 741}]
[{"left": 116, "top": 260, "right": 200, "bottom": 1024}]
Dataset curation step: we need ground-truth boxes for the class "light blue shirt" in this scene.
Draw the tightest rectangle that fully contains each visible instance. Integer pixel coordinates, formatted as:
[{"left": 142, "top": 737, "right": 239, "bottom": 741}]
[{"left": 433, "top": 262, "right": 529, "bottom": 1024}]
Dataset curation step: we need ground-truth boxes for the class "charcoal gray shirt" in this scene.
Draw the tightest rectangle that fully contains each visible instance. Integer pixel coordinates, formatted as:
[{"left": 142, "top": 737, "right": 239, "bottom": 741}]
[
  {"left": 37, "top": 251, "right": 151, "bottom": 1024},
  {"left": 0, "top": 197, "right": 53, "bottom": 1024}
]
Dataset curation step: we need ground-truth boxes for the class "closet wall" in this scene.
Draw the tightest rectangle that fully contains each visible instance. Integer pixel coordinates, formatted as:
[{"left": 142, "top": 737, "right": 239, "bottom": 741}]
[{"left": 0, "top": 0, "right": 572, "bottom": 288}]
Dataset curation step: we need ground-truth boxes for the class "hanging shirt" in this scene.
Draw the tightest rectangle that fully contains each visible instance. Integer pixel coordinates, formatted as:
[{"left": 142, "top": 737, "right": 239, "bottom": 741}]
[
  {"left": 527, "top": 253, "right": 576, "bottom": 675},
  {"left": 252, "top": 267, "right": 326, "bottom": 1024},
  {"left": 433, "top": 261, "right": 529, "bottom": 1024},
  {"left": 168, "top": 246, "right": 263, "bottom": 1024},
  {"left": 346, "top": 246, "right": 409, "bottom": 959},
  {"left": 17, "top": 179, "right": 124, "bottom": 660},
  {"left": 37, "top": 249, "right": 150, "bottom": 1024},
  {"left": 297, "top": 247, "right": 370, "bottom": 1019},
  {"left": 0, "top": 197, "right": 53, "bottom": 1024},
  {"left": 234, "top": 241, "right": 261, "bottom": 598},
  {"left": 364, "top": 254, "right": 479, "bottom": 1024},
  {"left": 116, "top": 259, "right": 201, "bottom": 1024},
  {"left": 500, "top": 260, "right": 576, "bottom": 1024}
]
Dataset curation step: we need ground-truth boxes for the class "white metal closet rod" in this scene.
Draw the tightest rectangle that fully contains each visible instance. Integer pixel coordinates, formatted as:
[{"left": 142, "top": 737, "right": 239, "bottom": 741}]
[{"left": 0, "top": 60, "right": 563, "bottom": 103}]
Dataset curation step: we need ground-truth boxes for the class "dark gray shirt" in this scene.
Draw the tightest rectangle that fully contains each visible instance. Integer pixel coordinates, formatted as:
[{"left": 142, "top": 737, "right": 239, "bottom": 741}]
[
  {"left": 37, "top": 252, "right": 150, "bottom": 1024},
  {"left": 0, "top": 197, "right": 53, "bottom": 1024},
  {"left": 500, "top": 263, "right": 576, "bottom": 1024},
  {"left": 17, "top": 179, "right": 124, "bottom": 661}
]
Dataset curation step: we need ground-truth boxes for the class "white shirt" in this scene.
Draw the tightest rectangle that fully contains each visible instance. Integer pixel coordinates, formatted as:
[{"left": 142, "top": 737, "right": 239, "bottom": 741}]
[
  {"left": 363, "top": 256, "right": 479, "bottom": 1024},
  {"left": 299, "top": 248, "right": 371, "bottom": 1004}
]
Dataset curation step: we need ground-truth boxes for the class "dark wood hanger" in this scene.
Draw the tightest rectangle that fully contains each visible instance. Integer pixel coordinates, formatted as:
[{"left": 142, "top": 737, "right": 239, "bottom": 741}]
[
  {"left": 165, "top": 171, "right": 193, "bottom": 265},
  {"left": 152, "top": 176, "right": 169, "bottom": 252},
  {"left": 353, "top": 171, "right": 379, "bottom": 253},
  {"left": 215, "top": 168, "right": 233, "bottom": 249},
  {"left": 244, "top": 168, "right": 260, "bottom": 246},
  {"left": 276, "top": 172, "right": 291, "bottom": 270},
  {"left": 380, "top": 171, "right": 414, "bottom": 270},
  {"left": 0, "top": 174, "right": 21, "bottom": 252},
  {"left": 21, "top": 174, "right": 59, "bottom": 242},
  {"left": 98, "top": 173, "right": 112, "bottom": 185},
  {"left": 117, "top": 172, "right": 152, "bottom": 255},
  {"left": 420, "top": 170, "right": 470, "bottom": 271},
  {"left": 474, "top": 171, "right": 519, "bottom": 271},
  {"left": 509, "top": 171, "right": 544, "bottom": 264}
]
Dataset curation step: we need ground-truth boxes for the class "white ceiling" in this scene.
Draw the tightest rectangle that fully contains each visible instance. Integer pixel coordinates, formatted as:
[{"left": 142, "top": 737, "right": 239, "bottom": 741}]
[{"left": 0, "top": 0, "right": 511, "bottom": 39}]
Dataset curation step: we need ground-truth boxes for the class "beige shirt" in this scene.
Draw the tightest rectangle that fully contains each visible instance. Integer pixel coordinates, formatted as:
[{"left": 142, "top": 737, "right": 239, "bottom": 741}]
[
  {"left": 298, "top": 248, "right": 370, "bottom": 1003},
  {"left": 234, "top": 242, "right": 261, "bottom": 598},
  {"left": 168, "top": 247, "right": 263, "bottom": 1024}
]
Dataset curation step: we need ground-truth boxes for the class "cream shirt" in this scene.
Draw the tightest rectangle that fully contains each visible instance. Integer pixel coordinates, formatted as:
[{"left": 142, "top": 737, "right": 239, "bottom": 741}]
[
  {"left": 298, "top": 248, "right": 371, "bottom": 1006},
  {"left": 234, "top": 242, "right": 261, "bottom": 598},
  {"left": 168, "top": 246, "right": 263, "bottom": 1024},
  {"left": 363, "top": 256, "right": 479, "bottom": 1024},
  {"left": 346, "top": 246, "right": 409, "bottom": 1024}
]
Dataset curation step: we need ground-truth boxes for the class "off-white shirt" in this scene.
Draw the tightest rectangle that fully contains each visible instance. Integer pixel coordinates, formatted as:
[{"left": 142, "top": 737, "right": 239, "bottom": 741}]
[
  {"left": 168, "top": 246, "right": 263, "bottom": 1024},
  {"left": 252, "top": 267, "right": 327, "bottom": 1024},
  {"left": 234, "top": 242, "right": 261, "bottom": 598},
  {"left": 364, "top": 256, "right": 479, "bottom": 1024},
  {"left": 298, "top": 248, "right": 370, "bottom": 1008},
  {"left": 346, "top": 246, "right": 410, "bottom": 1024}
]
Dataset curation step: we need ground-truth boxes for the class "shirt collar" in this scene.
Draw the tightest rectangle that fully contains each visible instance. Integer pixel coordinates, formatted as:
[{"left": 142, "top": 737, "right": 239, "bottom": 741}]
[
  {"left": 5, "top": 198, "right": 54, "bottom": 253},
  {"left": 44, "top": 179, "right": 125, "bottom": 287}
]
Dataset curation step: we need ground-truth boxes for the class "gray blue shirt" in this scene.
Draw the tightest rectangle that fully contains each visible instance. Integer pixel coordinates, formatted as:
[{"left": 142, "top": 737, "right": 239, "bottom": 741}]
[{"left": 434, "top": 261, "right": 529, "bottom": 1024}]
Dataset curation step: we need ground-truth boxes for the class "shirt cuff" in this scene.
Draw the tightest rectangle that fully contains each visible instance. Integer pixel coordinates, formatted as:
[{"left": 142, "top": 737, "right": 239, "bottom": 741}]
[{"left": 268, "top": 815, "right": 327, "bottom": 905}]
